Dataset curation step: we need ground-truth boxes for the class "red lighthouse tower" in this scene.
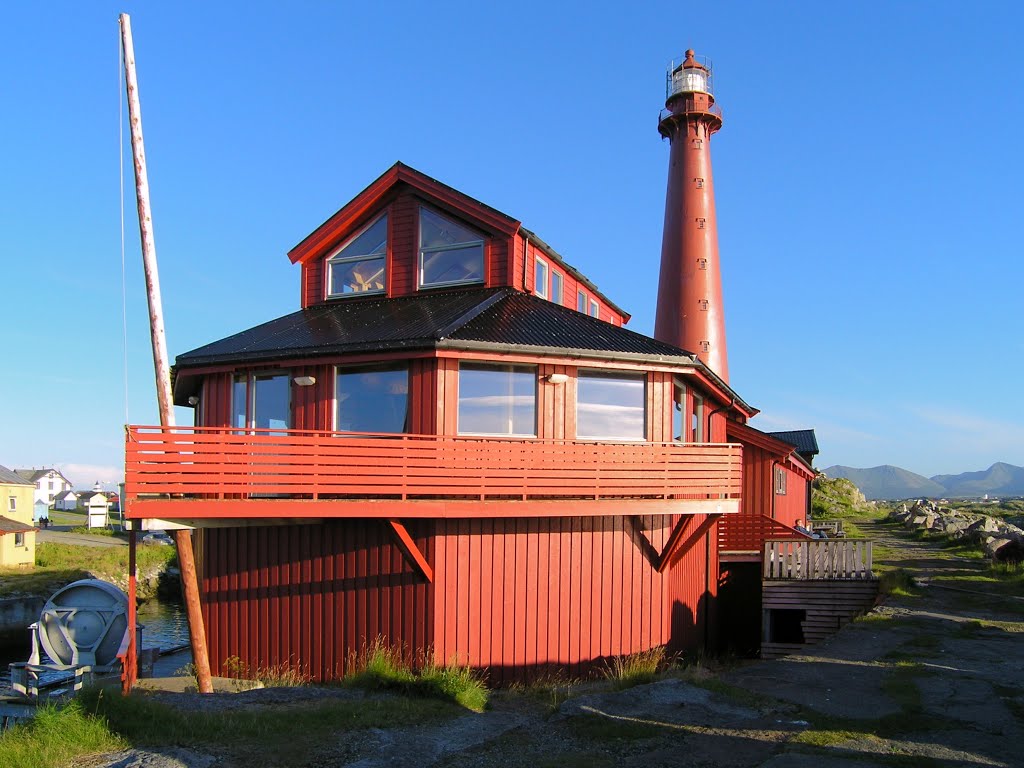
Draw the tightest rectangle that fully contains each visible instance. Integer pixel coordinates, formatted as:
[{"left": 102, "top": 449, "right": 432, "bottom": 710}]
[{"left": 654, "top": 50, "right": 729, "bottom": 382}]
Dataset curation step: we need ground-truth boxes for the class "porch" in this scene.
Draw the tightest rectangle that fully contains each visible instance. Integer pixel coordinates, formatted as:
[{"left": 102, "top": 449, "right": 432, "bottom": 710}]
[{"left": 123, "top": 425, "right": 743, "bottom": 524}]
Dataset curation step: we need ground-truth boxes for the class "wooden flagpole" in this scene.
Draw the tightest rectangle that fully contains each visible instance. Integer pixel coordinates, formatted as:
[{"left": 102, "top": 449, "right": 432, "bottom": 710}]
[{"left": 119, "top": 12, "right": 214, "bottom": 694}]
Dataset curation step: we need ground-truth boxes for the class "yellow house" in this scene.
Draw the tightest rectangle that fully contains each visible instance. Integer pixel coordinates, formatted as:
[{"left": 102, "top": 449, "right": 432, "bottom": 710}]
[{"left": 0, "top": 464, "right": 36, "bottom": 568}]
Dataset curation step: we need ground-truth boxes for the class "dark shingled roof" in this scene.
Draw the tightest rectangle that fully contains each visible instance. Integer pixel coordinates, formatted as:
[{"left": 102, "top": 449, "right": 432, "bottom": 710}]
[
  {"left": 175, "top": 288, "right": 697, "bottom": 368},
  {"left": 767, "top": 429, "right": 819, "bottom": 458},
  {"left": 0, "top": 516, "right": 36, "bottom": 534},
  {"left": 0, "top": 465, "right": 34, "bottom": 486}
]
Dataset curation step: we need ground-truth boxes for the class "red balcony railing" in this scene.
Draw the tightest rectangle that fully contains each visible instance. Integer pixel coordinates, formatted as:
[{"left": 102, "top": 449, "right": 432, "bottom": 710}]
[
  {"left": 124, "top": 426, "right": 742, "bottom": 516},
  {"left": 718, "top": 513, "right": 810, "bottom": 553}
]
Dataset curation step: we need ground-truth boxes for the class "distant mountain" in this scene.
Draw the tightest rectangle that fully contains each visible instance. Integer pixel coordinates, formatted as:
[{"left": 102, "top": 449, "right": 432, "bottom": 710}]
[
  {"left": 823, "top": 462, "right": 1024, "bottom": 500},
  {"left": 824, "top": 465, "right": 945, "bottom": 500},
  {"left": 931, "top": 462, "right": 1024, "bottom": 498}
]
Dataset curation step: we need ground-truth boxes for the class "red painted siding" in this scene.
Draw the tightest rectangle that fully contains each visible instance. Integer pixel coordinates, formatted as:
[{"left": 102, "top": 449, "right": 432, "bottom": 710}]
[
  {"left": 200, "top": 521, "right": 433, "bottom": 681},
  {"left": 773, "top": 465, "right": 810, "bottom": 529}
]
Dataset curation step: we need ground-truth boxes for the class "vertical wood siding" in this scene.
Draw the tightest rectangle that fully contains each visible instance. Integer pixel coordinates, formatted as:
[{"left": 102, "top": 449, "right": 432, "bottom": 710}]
[
  {"left": 773, "top": 467, "right": 810, "bottom": 528},
  {"left": 738, "top": 443, "right": 773, "bottom": 518},
  {"left": 200, "top": 521, "right": 433, "bottom": 681}
]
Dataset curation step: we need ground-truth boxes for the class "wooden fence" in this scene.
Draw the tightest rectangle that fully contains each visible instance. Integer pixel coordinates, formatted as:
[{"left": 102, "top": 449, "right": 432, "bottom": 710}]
[{"left": 763, "top": 539, "right": 873, "bottom": 580}]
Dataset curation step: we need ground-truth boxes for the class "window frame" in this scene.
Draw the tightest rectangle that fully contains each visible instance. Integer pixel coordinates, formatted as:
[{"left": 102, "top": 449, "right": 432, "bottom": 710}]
[
  {"left": 534, "top": 256, "right": 549, "bottom": 299},
  {"left": 333, "top": 363, "right": 410, "bottom": 435},
  {"left": 551, "top": 271, "right": 564, "bottom": 304},
  {"left": 775, "top": 466, "right": 788, "bottom": 495},
  {"left": 325, "top": 213, "right": 388, "bottom": 298},
  {"left": 577, "top": 290, "right": 588, "bottom": 313},
  {"left": 15, "top": 532, "right": 24, "bottom": 547},
  {"left": 575, "top": 370, "right": 647, "bottom": 442},
  {"left": 232, "top": 371, "right": 292, "bottom": 433},
  {"left": 7, "top": 496, "right": 15, "bottom": 512},
  {"left": 457, "top": 362, "right": 538, "bottom": 438},
  {"left": 418, "top": 206, "right": 486, "bottom": 290},
  {"left": 589, "top": 299, "right": 600, "bottom": 318}
]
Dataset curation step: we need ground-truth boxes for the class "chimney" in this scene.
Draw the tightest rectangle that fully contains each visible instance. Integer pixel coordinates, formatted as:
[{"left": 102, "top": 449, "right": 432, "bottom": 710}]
[{"left": 654, "top": 50, "right": 729, "bottom": 382}]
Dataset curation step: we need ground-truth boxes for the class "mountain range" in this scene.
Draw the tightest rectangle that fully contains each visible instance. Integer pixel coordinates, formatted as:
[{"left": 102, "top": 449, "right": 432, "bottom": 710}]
[{"left": 822, "top": 462, "right": 1024, "bottom": 501}]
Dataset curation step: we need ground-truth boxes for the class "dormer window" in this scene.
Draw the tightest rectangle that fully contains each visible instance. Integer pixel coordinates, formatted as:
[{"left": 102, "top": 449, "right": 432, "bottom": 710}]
[
  {"left": 327, "top": 214, "right": 387, "bottom": 297},
  {"left": 419, "top": 207, "right": 485, "bottom": 288}
]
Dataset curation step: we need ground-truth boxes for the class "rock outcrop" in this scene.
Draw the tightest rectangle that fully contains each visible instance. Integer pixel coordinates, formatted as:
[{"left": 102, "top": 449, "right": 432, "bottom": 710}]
[{"left": 889, "top": 500, "right": 1024, "bottom": 562}]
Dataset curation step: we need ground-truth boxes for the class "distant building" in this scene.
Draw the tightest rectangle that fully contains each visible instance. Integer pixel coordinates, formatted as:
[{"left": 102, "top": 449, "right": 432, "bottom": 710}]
[
  {"left": 53, "top": 489, "right": 79, "bottom": 511},
  {"left": 0, "top": 464, "right": 37, "bottom": 567},
  {"left": 14, "top": 467, "right": 73, "bottom": 507}
]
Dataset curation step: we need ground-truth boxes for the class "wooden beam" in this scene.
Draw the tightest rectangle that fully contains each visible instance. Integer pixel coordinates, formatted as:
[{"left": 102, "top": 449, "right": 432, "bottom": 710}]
[
  {"left": 127, "top": 497, "right": 739, "bottom": 521},
  {"left": 625, "top": 516, "right": 661, "bottom": 569},
  {"left": 387, "top": 520, "right": 433, "bottom": 582},
  {"left": 657, "top": 514, "right": 722, "bottom": 573}
]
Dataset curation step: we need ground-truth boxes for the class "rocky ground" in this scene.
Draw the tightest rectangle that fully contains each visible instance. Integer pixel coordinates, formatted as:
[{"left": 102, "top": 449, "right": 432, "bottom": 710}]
[{"left": 81, "top": 518, "right": 1024, "bottom": 768}]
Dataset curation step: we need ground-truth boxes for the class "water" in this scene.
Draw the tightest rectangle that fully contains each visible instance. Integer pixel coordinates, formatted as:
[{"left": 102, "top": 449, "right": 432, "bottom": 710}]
[{"left": 0, "top": 599, "right": 188, "bottom": 693}]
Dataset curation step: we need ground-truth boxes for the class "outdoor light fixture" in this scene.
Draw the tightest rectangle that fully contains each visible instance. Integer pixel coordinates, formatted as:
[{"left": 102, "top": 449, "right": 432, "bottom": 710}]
[
  {"left": 187, "top": 396, "right": 199, "bottom": 406},
  {"left": 545, "top": 373, "right": 569, "bottom": 385},
  {"left": 293, "top": 376, "right": 317, "bottom": 387}
]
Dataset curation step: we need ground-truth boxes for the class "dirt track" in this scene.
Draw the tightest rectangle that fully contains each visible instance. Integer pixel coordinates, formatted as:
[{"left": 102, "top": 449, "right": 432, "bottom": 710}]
[{"left": 85, "top": 518, "right": 1024, "bottom": 768}]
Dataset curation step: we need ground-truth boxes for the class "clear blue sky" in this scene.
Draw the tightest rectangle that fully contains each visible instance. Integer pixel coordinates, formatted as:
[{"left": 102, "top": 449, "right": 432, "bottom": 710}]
[{"left": 2, "top": 1, "right": 1021, "bottom": 488}]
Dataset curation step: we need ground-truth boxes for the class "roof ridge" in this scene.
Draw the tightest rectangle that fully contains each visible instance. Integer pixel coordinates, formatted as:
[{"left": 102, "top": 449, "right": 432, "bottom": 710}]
[{"left": 434, "top": 287, "right": 513, "bottom": 339}]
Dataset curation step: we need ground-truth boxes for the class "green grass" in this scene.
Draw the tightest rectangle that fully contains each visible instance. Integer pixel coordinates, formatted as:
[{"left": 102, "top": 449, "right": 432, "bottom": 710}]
[
  {"left": 878, "top": 568, "right": 919, "bottom": 598},
  {"left": 76, "top": 685, "right": 460, "bottom": 765},
  {"left": 342, "top": 639, "right": 489, "bottom": 712},
  {"left": 0, "top": 542, "right": 177, "bottom": 598},
  {"left": 602, "top": 646, "right": 666, "bottom": 689},
  {"left": 0, "top": 700, "right": 126, "bottom": 768}
]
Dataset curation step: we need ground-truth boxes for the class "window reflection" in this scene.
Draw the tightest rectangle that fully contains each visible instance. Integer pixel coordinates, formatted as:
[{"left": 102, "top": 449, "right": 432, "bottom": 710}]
[
  {"left": 336, "top": 365, "right": 409, "bottom": 433},
  {"left": 458, "top": 364, "right": 536, "bottom": 436},
  {"left": 327, "top": 215, "right": 387, "bottom": 296},
  {"left": 232, "top": 373, "right": 291, "bottom": 432},
  {"left": 419, "top": 208, "right": 484, "bottom": 287},
  {"left": 577, "top": 372, "right": 645, "bottom": 440}
]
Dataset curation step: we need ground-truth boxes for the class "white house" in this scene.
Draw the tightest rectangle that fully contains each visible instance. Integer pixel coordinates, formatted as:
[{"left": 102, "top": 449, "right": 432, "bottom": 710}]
[
  {"left": 14, "top": 468, "right": 73, "bottom": 507},
  {"left": 53, "top": 489, "right": 79, "bottom": 511},
  {"left": 79, "top": 485, "right": 110, "bottom": 529}
]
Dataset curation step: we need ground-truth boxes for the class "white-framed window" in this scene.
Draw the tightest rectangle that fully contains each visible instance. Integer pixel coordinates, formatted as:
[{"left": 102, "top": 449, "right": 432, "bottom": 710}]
[
  {"left": 15, "top": 532, "right": 24, "bottom": 547},
  {"left": 534, "top": 257, "right": 549, "bottom": 299},
  {"left": 577, "top": 371, "right": 646, "bottom": 441},
  {"left": 327, "top": 214, "right": 387, "bottom": 297},
  {"left": 589, "top": 299, "right": 600, "bottom": 318},
  {"left": 419, "top": 207, "right": 485, "bottom": 288},
  {"left": 458, "top": 363, "right": 537, "bottom": 437},
  {"left": 551, "top": 271, "right": 564, "bottom": 304},
  {"left": 7, "top": 496, "right": 15, "bottom": 512},
  {"left": 335, "top": 364, "right": 409, "bottom": 434},
  {"left": 232, "top": 372, "right": 291, "bottom": 432},
  {"left": 775, "top": 467, "right": 788, "bottom": 495},
  {"left": 577, "top": 290, "right": 587, "bottom": 313}
]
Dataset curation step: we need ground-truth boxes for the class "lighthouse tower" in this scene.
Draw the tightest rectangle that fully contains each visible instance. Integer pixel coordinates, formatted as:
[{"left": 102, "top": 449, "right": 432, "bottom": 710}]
[{"left": 654, "top": 50, "right": 729, "bottom": 382}]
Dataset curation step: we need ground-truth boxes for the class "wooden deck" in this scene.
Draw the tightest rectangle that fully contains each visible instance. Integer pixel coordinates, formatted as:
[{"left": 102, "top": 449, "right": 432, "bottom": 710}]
[{"left": 124, "top": 425, "right": 743, "bottom": 521}]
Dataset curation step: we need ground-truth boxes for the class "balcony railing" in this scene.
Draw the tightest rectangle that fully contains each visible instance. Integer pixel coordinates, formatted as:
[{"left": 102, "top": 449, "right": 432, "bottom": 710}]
[
  {"left": 764, "top": 540, "right": 874, "bottom": 581},
  {"left": 718, "top": 513, "right": 810, "bottom": 553},
  {"left": 124, "top": 426, "right": 742, "bottom": 516}
]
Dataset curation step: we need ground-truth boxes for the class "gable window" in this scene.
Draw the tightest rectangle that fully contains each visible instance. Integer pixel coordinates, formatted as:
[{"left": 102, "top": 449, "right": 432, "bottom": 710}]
[
  {"left": 232, "top": 372, "right": 291, "bottom": 432},
  {"left": 577, "top": 290, "right": 587, "bottom": 313},
  {"left": 419, "top": 207, "right": 485, "bottom": 288},
  {"left": 577, "top": 371, "right": 646, "bottom": 441},
  {"left": 327, "top": 214, "right": 387, "bottom": 296},
  {"left": 551, "top": 271, "right": 564, "bottom": 304},
  {"left": 458, "top": 363, "right": 536, "bottom": 436},
  {"left": 335, "top": 364, "right": 409, "bottom": 434},
  {"left": 534, "top": 257, "right": 549, "bottom": 299},
  {"left": 589, "top": 299, "right": 600, "bottom": 318}
]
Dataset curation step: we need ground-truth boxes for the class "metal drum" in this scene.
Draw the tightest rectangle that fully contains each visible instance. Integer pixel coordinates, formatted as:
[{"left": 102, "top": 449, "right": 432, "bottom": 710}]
[{"left": 36, "top": 580, "right": 129, "bottom": 669}]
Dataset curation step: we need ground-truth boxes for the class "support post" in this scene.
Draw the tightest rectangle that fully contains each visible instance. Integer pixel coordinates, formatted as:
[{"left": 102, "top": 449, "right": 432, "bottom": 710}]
[{"left": 120, "top": 12, "right": 213, "bottom": 694}]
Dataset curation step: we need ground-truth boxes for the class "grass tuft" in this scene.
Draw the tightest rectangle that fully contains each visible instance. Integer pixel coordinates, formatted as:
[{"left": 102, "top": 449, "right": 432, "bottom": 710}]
[
  {"left": 0, "top": 699, "right": 126, "bottom": 768},
  {"left": 602, "top": 646, "right": 666, "bottom": 689},
  {"left": 342, "top": 638, "right": 489, "bottom": 712}
]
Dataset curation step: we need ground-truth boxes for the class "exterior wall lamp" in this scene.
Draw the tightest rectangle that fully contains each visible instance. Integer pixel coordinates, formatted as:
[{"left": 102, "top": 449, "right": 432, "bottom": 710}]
[
  {"left": 293, "top": 376, "right": 317, "bottom": 387},
  {"left": 545, "top": 373, "right": 569, "bottom": 385},
  {"left": 187, "top": 396, "right": 200, "bottom": 406}
]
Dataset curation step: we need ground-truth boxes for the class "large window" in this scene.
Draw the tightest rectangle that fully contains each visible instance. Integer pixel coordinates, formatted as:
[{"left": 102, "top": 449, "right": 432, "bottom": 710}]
[
  {"left": 327, "top": 214, "right": 387, "bottom": 296},
  {"left": 458, "top": 363, "right": 536, "bottom": 436},
  {"left": 232, "top": 372, "right": 291, "bottom": 431},
  {"left": 419, "top": 208, "right": 485, "bottom": 288},
  {"left": 577, "top": 371, "right": 646, "bottom": 440},
  {"left": 335, "top": 365, "right": 409, "bottom": 433}
]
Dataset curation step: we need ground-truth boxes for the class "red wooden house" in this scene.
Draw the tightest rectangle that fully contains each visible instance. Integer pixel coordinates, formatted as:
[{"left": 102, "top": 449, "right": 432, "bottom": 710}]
[{"left": 123, "top": 162, "right": 761, "bottom": 682}]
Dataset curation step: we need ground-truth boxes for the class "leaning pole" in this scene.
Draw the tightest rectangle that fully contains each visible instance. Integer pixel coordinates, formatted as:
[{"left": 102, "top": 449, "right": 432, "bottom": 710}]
[{"left": 119, "top": 12, "right": 214, "bottom": 694}]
